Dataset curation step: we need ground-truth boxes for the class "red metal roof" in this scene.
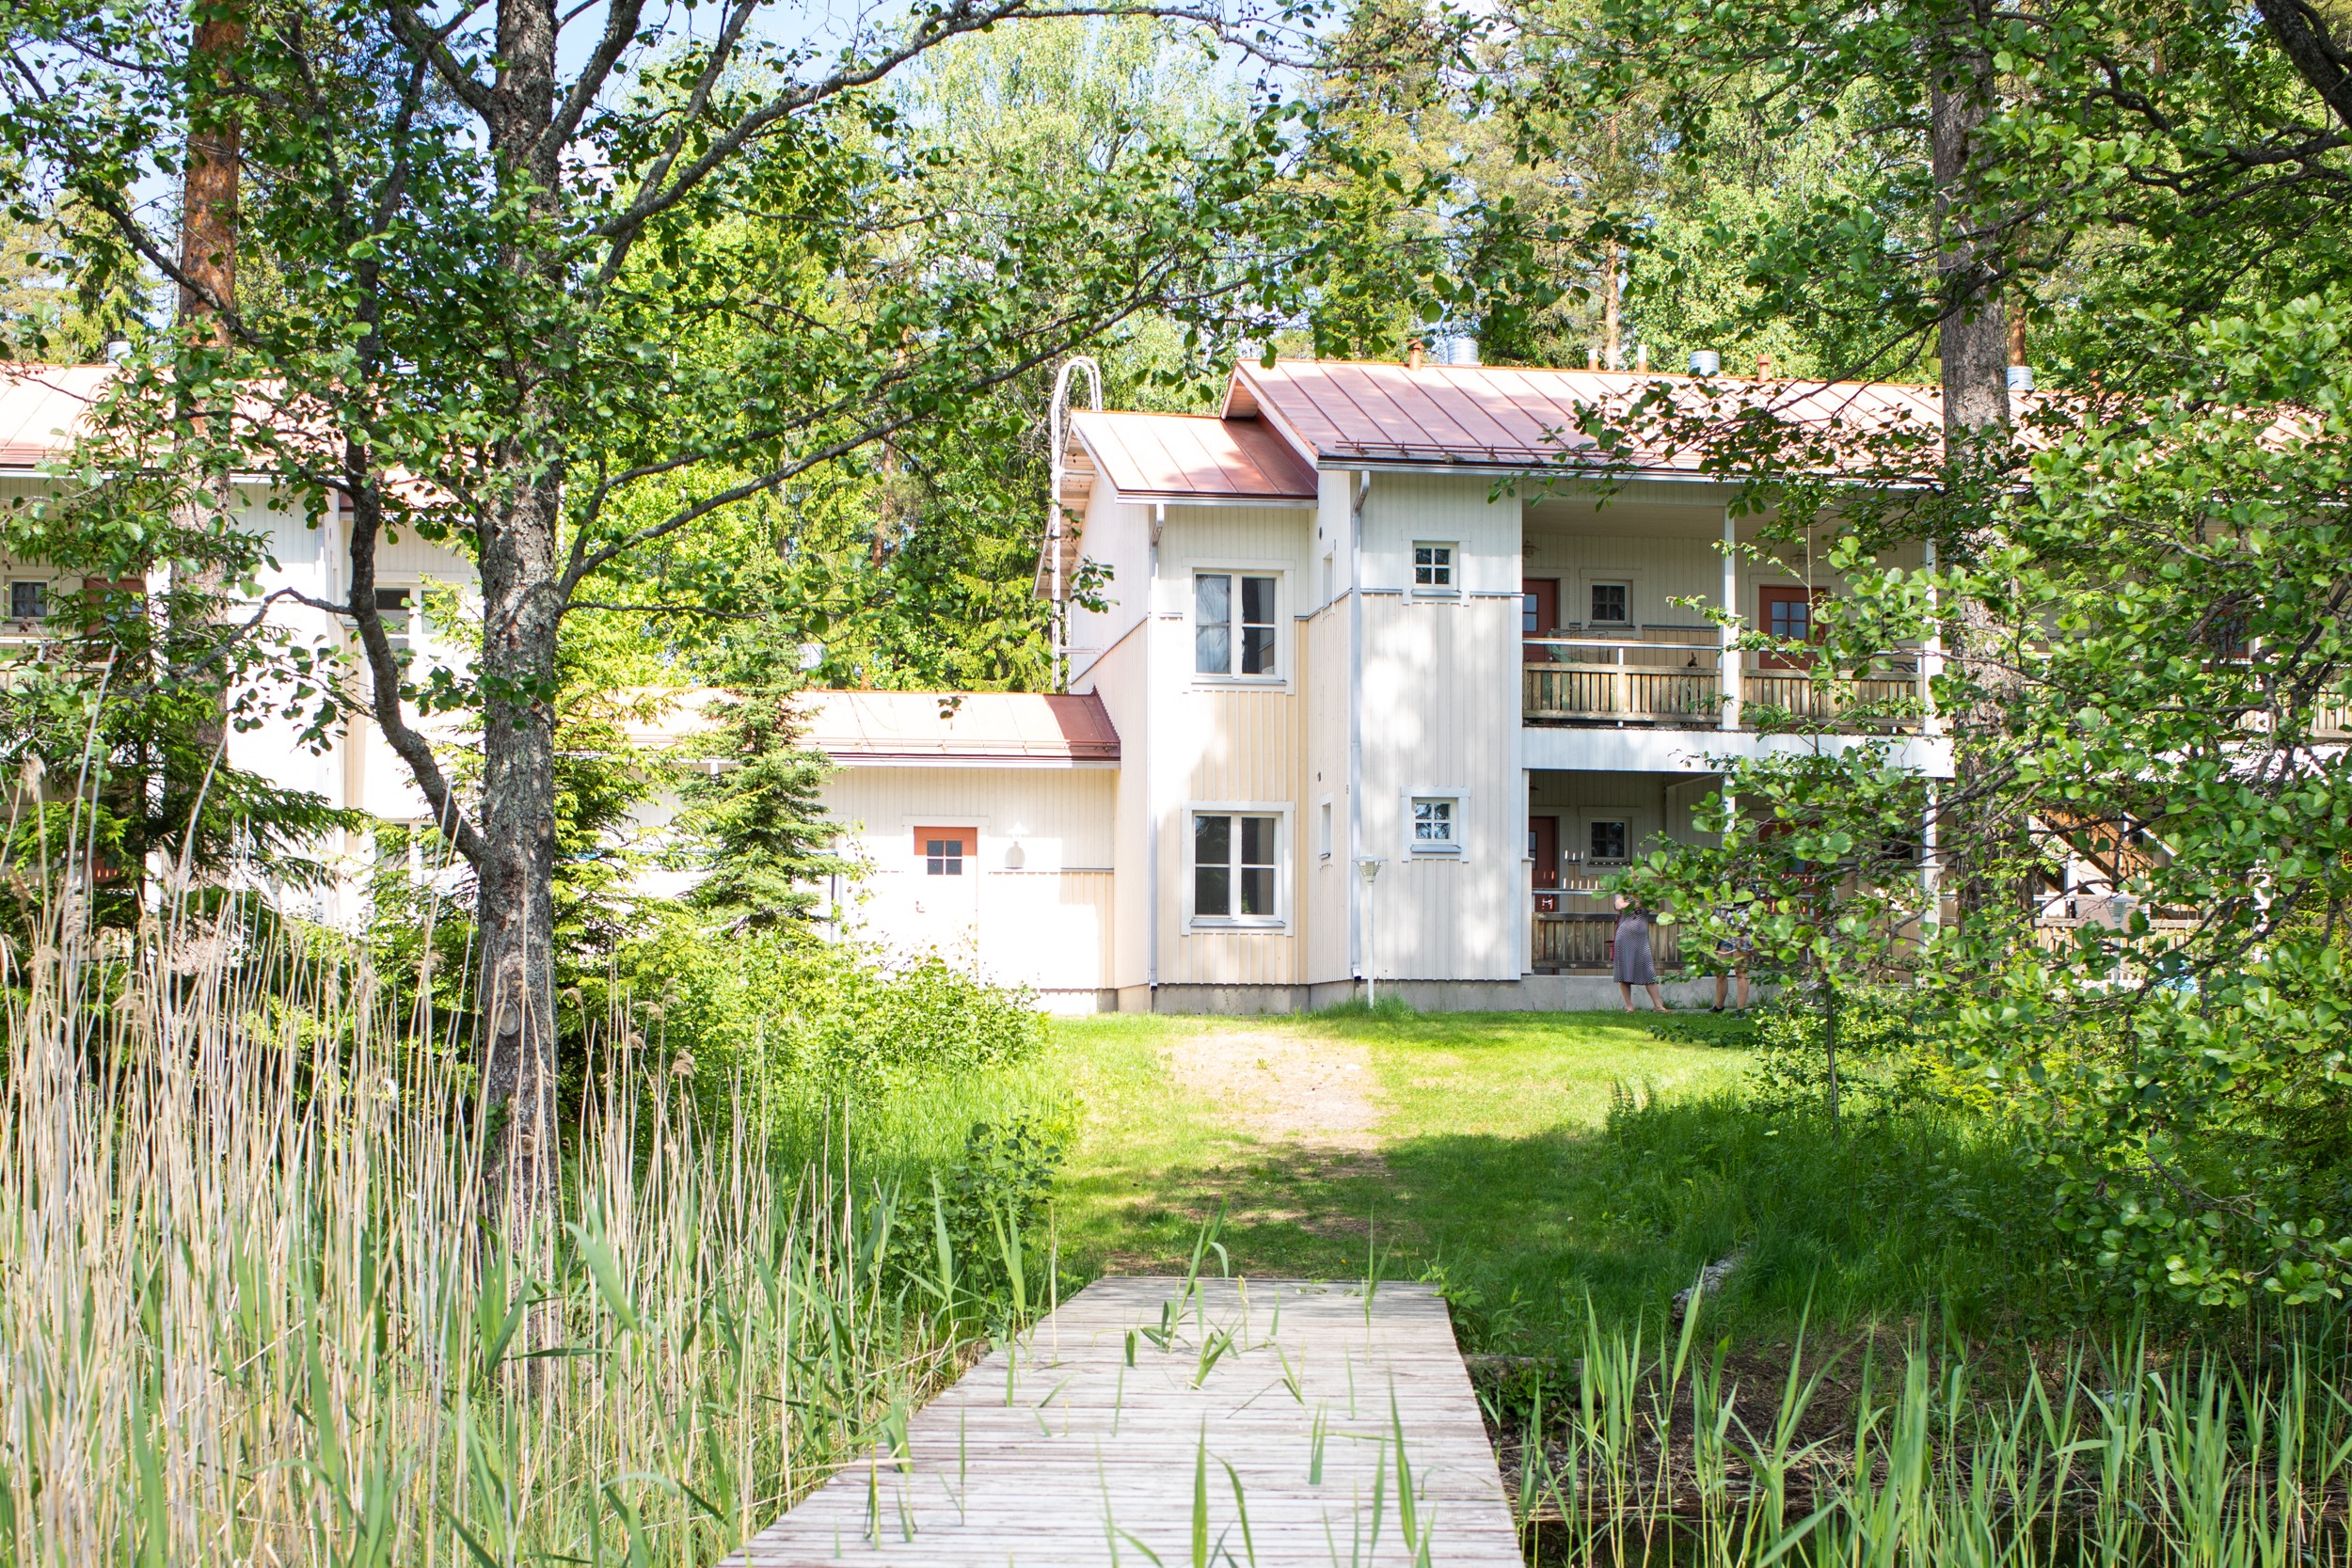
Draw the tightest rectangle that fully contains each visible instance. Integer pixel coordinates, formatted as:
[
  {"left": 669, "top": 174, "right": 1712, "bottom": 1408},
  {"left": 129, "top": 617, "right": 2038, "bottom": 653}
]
[
  {"left": 1070, "top": 409, "right": 1316, "bottom": 500},
  {"left": 0, "top": 364, "right": 112, "bottom": 467},
  {"left": 1222, "top": 359, "right": 1953, "bottom": 473},
  {"left": 797, "top": 690, "right": 1120, "bottom": 765}
]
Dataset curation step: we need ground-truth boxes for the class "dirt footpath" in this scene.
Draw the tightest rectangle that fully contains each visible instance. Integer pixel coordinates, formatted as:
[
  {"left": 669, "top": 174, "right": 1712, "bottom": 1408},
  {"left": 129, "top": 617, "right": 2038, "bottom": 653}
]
[{"left": 1163, "top": 1028, "right": 1386, "bottom": 1151}]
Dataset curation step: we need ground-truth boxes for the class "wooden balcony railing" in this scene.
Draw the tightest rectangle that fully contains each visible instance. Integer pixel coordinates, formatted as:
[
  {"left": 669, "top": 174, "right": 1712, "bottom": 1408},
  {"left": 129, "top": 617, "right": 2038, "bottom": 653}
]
[
  {"left": 1523, "top": 634, "right": 1929, "bottom": 731},
  {"left": 1530, "top": 899, "right": 1683, "bottom": 974}
]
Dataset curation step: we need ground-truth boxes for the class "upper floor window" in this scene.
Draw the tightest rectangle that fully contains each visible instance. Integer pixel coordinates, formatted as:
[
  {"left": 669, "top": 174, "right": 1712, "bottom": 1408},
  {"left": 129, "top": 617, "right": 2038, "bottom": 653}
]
[
  {"left": 375, "top": 586, "right": 417, "bottom": 658},
  {"left": 1589, "top": 581, "right": 1630, "bottom": 625},
  {"left": 1196, "top": 572, "right": 1277, "bottom": 677},
  {"left": 1411, "top": 796, "right": 1461, "bottom": 855},
  {"left": 1413, "top": 543, "right": 1454, "bottom": 592},
  {"left": 8, "top": 580, "right": 47, "bottom": 623},
  {"left": 1194, "top": 812, "right": 1279, "bottom": 922},
  {"left": 915, "top": 827, "right": 971, "bottom": 876}
]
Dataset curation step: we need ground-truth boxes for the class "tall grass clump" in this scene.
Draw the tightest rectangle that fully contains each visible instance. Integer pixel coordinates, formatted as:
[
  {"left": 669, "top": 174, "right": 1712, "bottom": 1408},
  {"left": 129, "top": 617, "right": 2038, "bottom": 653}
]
[
  {"left": 0, "top": 904, "right": 983, "bottom": 1566},
  {"left": 1496, "top": 1307, "right": 2352, "bottom": 1567}
]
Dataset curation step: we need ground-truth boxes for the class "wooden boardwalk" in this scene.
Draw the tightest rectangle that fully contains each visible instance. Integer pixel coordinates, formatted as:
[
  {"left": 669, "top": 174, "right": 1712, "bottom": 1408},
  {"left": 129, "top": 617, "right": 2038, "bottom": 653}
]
[{"left": 729, "top": 1276, "right": 1524, "bottom": 1567}]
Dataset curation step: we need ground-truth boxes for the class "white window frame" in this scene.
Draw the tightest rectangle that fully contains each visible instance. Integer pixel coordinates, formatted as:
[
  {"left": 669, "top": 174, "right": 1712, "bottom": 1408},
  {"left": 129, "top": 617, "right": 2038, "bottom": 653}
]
[
  {"left": 371, "top": 582, "right": 425, "bottom": 660},
  {"left": 1411, "top": 542, "right": 1458, "bottom": 597},
  {"left": 7, "top": 578, "right": 50, "bottom": 626},
  {"left": 1585, "top": 578, "right": 1634, "bottom": 627},
  {"left": 1402, "top": 789, "right": 1470, "bottom": 858},
  {"left": 1185, "top": 801, "right": 1290, "bottom": 930},
  {"left": 1191, "top": 568, "right": 1283, "bottom": 683},
  {"left": 1584, "top": 816, "right": 1632, "bottom": 866}
]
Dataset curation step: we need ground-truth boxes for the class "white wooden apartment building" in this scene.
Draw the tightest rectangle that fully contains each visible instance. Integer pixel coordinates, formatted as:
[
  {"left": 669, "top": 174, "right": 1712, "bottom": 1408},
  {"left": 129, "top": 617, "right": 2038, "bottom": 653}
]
[
  {"left": 814, "top": 356, "right": 1954, "bottom": 1011},
  {"left": 0, "top": 364, "right": 479, "bottom": 918},
  {"left": 4, "top": 356, "right": 1952, "bottom": 1008}
]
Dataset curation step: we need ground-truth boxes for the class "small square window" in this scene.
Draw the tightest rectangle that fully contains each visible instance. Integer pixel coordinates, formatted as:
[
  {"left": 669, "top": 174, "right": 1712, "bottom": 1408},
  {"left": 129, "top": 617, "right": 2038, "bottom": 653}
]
[
  {"left": 914, "top": 827, "right": 970, "bottom": 876},
  {"left": 1413, "top": 544, "right": 1454, "bottom": 590},
  {"left": 9, "top": 580, "right": 47, "bottom": 621},
  {"left": 1411, "top": 796, "right": 1459, "bottom": 853},
  {"left": 1589, "top": 819, "right": 1629, "bottom": 863},
  {"left": 1590, "top": 582, "right": 1629, "bottom": 625}
]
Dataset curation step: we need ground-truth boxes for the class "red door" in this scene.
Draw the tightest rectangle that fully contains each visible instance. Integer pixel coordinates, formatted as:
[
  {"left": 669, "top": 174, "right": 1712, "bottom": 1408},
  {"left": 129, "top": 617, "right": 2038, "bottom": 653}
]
[
  {"left": 1758, "top": 585, "right": 1826, "bottom": 669},
  {"left": 1522, "top": 578, "right": 1560, "bottom": 661},
  {"left": 1529, "top": 815, "right": 1559, "bottom": 911}
]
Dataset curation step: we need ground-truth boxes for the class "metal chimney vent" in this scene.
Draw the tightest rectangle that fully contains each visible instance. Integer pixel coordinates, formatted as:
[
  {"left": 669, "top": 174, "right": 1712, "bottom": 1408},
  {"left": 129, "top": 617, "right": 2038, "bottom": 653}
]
[
  {"left": 2007, "top": 365, "right": 2035, "bottom": 393},
  {"left": 1688, "top": 350, "right": 1721, "bottom": 376}
]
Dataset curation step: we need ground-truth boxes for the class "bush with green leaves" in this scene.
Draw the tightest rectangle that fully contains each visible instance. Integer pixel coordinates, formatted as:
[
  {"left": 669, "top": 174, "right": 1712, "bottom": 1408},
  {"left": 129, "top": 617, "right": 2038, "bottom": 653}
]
[
  {"left": 919, "top": 1112, "right": 1076, "bottom": 1311},
  {"left": 1747, "top": 990, "right": 1935, "bottom": 1120},
  {"left": 595, "top": 913, "right": 1046, "bottom": 1103}
]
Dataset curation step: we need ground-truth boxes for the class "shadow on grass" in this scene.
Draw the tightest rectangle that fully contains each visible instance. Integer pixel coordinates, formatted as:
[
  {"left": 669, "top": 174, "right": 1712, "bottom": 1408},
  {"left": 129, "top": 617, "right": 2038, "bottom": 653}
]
[{"left": 1059, "top": 1090, "right": 2058, "bottom": 1352}]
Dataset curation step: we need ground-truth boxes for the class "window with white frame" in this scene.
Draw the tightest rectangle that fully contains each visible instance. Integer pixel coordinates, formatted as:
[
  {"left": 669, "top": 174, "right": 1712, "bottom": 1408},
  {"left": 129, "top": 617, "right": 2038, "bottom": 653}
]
[
  {"left": 1193, "top": 812, "right": 1279, "bottom": 922},
  {"left": 1589, "top": 581, "right": 1630, "bottom": 625},
  {"left": 1588, "top": 818, "right": 1629, "bottom": 863},
  {"left": 374, "top": 586, "right": 418, "bottom": 658},
  {"left": 1195, "top": 572, "right": 1278, "bottom": 676},
  {"left": 1412, "top": 543, "right": 1455, "bottom": 592},
  {"left": 8, "top": 580, "right": 47, "bottom": 623},
  {"left": 1410, "top": 795, "right": 1462, "bottom": 855}
]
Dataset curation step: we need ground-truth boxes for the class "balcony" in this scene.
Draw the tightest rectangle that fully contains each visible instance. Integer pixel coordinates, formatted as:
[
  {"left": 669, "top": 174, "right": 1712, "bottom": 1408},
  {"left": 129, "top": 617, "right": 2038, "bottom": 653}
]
[{"left": 1523, "top": 630, "right": 1929, "bottom": 732}]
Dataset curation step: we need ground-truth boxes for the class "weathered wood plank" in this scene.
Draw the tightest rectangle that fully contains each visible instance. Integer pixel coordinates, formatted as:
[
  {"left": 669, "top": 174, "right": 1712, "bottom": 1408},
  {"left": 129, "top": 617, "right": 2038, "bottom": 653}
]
[{"left": 725, "top": 1277, "right": 1523, "bottom": 1567}]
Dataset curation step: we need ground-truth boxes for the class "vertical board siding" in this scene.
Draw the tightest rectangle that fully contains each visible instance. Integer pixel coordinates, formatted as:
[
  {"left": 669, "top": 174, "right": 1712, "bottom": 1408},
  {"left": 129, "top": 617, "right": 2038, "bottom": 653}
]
[
  {"left": 1359, "top": 597, "right": 1522, "bottom": 982},
  {"left": 1152, "top": 501, "right": 1316, "bottom": 990},
  {"left": 1069, "top": 492, "right": 1149, "bottom": 685},
  {"left": 1303, "top": 602, "right": 1353, "bottom": 984},
  {"left": 820, "top": 765, "right": 1119, "bottom": 991},
  {"left": 1080, "top": 626, "right": 1153, "bottom": 991}
]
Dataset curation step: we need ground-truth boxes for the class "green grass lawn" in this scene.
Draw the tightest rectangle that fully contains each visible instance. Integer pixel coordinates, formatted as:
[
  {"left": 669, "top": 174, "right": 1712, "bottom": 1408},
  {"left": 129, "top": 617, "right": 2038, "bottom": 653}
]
[
  {"left": 1066, "top": 1006, "right": 2058, "bottom": 1346},
  {"left": 833, "top": 1006, "right": 2046, "bottom": 1350}
]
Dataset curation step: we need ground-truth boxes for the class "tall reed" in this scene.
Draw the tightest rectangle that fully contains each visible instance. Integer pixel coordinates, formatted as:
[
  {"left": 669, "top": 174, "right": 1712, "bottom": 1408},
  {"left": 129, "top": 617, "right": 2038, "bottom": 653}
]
[
  {"left": 1504, "top": 1305, "right": 2352, "bottom": 1567},
  {"left": 0, "top": 905, "right": 968, "bottom": 1565}
]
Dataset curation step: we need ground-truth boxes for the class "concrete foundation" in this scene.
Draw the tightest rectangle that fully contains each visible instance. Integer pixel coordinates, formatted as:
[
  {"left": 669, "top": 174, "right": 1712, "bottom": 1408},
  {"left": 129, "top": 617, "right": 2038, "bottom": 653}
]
[{"left": 1107, "top": 975, "right": 1733, "bottom": 1016}]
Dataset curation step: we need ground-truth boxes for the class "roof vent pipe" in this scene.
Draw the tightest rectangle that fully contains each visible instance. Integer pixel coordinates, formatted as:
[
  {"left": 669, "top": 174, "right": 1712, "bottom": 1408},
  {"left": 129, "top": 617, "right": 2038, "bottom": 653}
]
[
  {"left": 1406, "top": 339, "right": 1424, "bottom": 372},
  {"left": 103, "top": 338, "right": 131, "bottom": 363},
  {"left": 1635, "top": 342, "right": 1649, "bottom": 372},
  {"left": 1444, "top": 335, "right": 1480, "bottom": 367},
  {"left": 1689, "top": 349, "right": 1721, "bottom": 376},
  {"left": 2007, "top": 364, "right": 2035, "bottom": 393}
]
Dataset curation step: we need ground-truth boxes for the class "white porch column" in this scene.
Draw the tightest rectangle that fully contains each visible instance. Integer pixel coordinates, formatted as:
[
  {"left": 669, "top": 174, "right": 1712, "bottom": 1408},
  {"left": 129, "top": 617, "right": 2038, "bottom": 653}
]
[
  {"left": 1921, "top": 782, "right": 1941, "bottom": 933},
  {"left": 1921, "top": 536, "right": 1944, "bottom": 738},
  {"left": 1720, "top": 507, "right": 1741, "bottom": 731}
]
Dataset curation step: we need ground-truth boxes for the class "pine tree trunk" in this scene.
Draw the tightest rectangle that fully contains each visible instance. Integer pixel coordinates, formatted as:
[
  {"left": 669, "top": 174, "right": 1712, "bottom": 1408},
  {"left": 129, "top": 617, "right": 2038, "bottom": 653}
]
[
  {"left": 168, "top": 8, "right": 243, "bottom": 853},
  {"left": 1929, "top": 28, "right": 2025, "bottom": 919}
]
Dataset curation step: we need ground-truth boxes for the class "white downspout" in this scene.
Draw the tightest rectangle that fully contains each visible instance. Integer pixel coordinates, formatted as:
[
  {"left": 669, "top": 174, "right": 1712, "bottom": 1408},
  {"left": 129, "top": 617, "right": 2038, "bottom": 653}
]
[
  {"left": 1146, "top": 500, "right": 1165, "bottom": 1006},
  {"left": 1347, "top": 470, "right": 1370, "bottom": 995}
]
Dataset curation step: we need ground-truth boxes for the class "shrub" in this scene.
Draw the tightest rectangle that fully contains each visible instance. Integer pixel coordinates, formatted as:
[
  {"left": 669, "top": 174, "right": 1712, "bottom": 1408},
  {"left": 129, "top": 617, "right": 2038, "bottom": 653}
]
[
  {"left": 592, "top": 912, "right": 1046, "bottom": 1105},
  {"left": 1747, "top": 989, "right": 1935, "bottom": 1119},
  {"left": 924, "top": 1111, "right": 1075, "bottom": 1310}
]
